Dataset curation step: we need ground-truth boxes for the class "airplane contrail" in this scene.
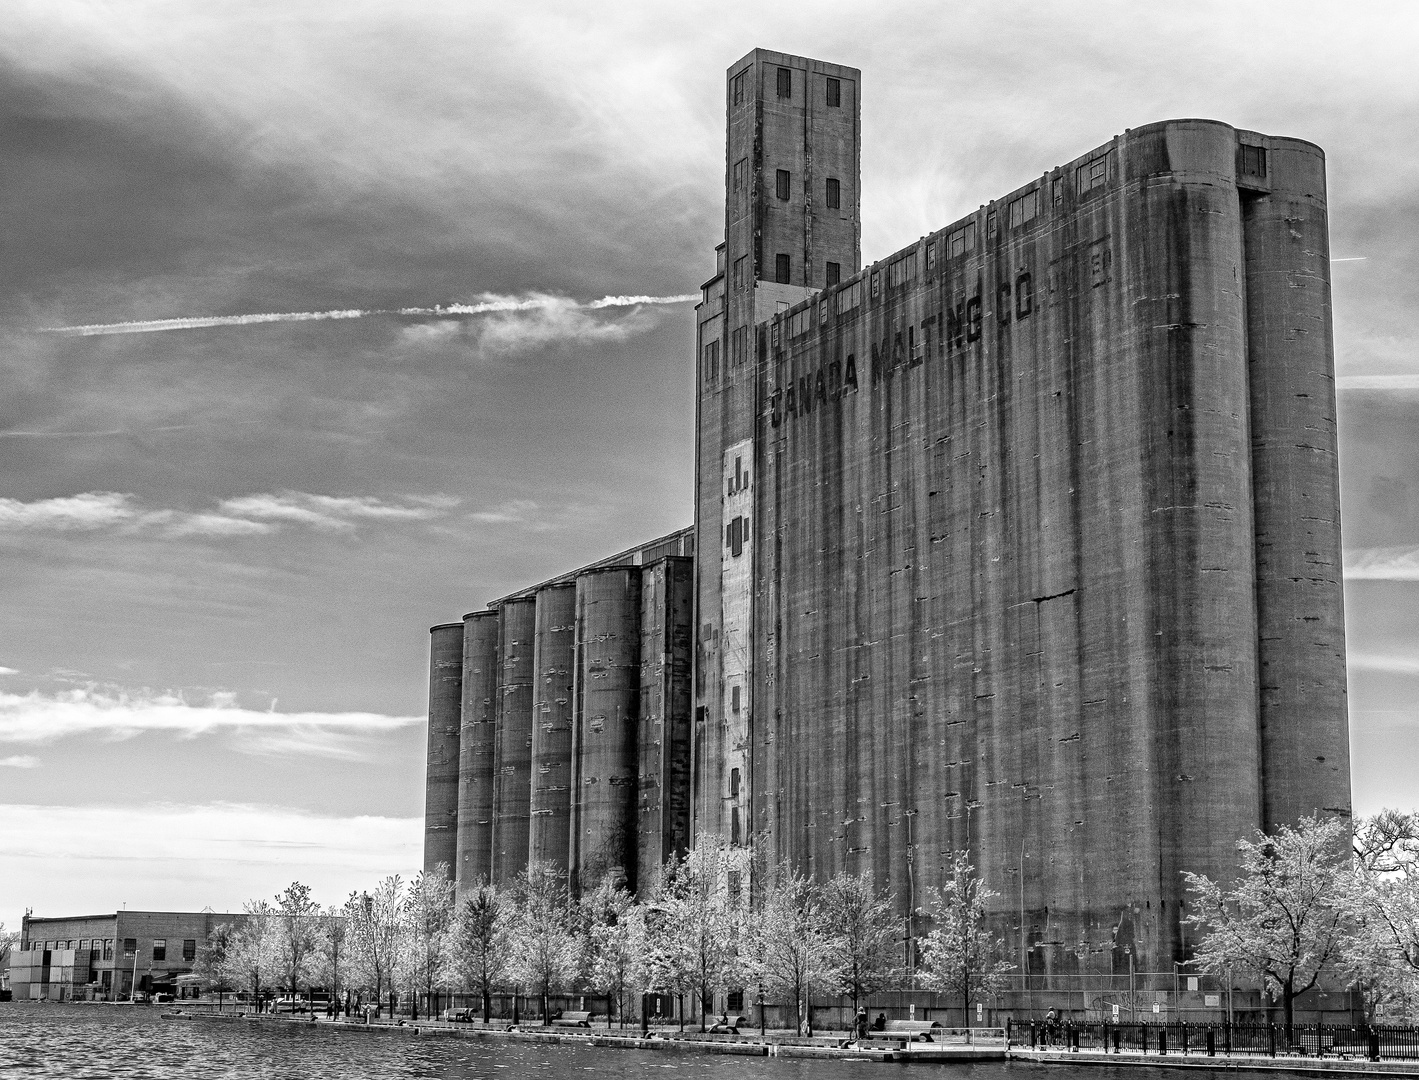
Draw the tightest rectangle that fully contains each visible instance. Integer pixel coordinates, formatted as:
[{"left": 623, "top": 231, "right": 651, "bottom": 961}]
[{"left": 39, "top": 294, "right": 700, "bottom": 338}]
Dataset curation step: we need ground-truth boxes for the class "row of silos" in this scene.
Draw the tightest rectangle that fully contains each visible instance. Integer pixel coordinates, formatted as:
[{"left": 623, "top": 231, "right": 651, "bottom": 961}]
[{"left": 423, "top": 556, "right": 694, "bottom": 898}]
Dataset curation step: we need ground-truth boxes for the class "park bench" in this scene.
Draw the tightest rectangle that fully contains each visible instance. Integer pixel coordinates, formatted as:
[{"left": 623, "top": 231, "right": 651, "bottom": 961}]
[
  {"left": 551, "top": 1010, "right": 593, "bottom": 1027},
  {"left": 864, "top": 1020, "right": 942, "bottom": 1043},
  {"left": 708, "top": 1015, "right": 748, "bottom": 1034}
]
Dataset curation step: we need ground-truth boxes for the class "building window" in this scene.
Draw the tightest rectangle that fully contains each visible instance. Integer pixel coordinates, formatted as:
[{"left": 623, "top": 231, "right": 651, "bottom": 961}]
[
  {"left": 78, "top": 939, "right": 88, "bottom": 951},
  {"left": 727, "top": 515, "right": 746, "bottom": 557},
  {"left": 825, "top": 177, "right": 840, "bottom": 209},
  {"left": 776, "top": 66, "right": 791, "bottom": 99},
  {"left": 776, "top": 169, "right": 791, "bottom": 201},
  {"left": 103, "top": 939, "right": 114, "bottom": 960},
  {"left": 925, "top": 241, "right": 937, "bottom": 275},
  {"left": 986, "top": 211, "right": 997, "bottom": 241},
  {"left": 1240, "top": 143, "right": 1267, "bottom": 178},
  {"left": 775, "top": 253, "right": 791, "bottom": 284},
  {"left": 731, "top": 686, "right": 741, "bottom": 714},
  {"left": 183, "top": 939, "right": 197, "bottom": 962},
  {"left": 826, "top": 77, "right": 841, "bottom": 108},
  {"left": 1008, "top": 189, "right": 1040, "bottom": 228},
  {"left": 727, "top": 990, "right": 745, "bottom": 1011},
  {"left": 152, "top": 939, "right": 167, "bottom": 961},
  {"left": 1077, "top": 152, "right": 1111, "bottom": 194},
  {"left": 732, "top": 157, "right": 747, "bottom": 195},
  {"left": 123, "top": 938, "right": 136, "bottom": 958},
  {"left": 704, "top": 338, "right": 720, "bottom": 381},
  {"left": 732, "top": 70, "right": 747, "bottom": 108},
  {"left": 730, "top": 806, "right": 742, "bottom": 846},
  {"left": 1016, "top": 273, "right": 1034, "bottom": 319},
  {"left": 997, "top": 281, "right": 1012, "bottom": 325},
  {"left": 870, "top": 271, "right": 880, "bottom": 298},
  {"left": 731, "top": 325, "right": 748, "bottom": 367},
  {"left": 825, "top": 261, "right": 841, "bottom": 287},
  {"left": 733, "top": 255, "right": 746, "bottom": 292},
  {"left": 1052, "top": 177, "right": 1064, "bottom": 206}
]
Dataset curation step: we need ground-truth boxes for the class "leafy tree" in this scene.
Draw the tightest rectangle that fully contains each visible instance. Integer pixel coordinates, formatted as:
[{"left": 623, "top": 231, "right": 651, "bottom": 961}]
[
  {"left": 650, "top": 836, "right": 741, "bottom": 1031},
  {"left": 821, "top": 871, "right": 901, "bottom": 1016},
  {"left": 505, "top": 861, "right": 581, "bottom": 1024},
  {"left": 581, "top": 871, "right": 643, "bottom": 1028},
  {"left": 347, "top": 875, "right": 407, "bottom": 1012},
  {"left": 0, "top": 922, "right": 19, "bottom": 971},
  {"left": 451, "top": 882, "right": 509, "bottom": 1019},
  {"left": 406, "top": 863, "right": 456, "bottom": 1014},
  {"left": 273, "top": 881, "right": 320, "bottom": 997},
  {"left": 228, "top": 900, "right": 279, "bottom": 1007},
  {"left": 1346, "top": 810, "right": 1419, "bottom": 1022},
  {"left": 312, "top": 905, "right": 350, "bottom": 1015},
  {"left": 742, "top": 863, "right": 841, "bottom": 1036},
  {"left": 1184, "top": 814, "right": 1352, "bottom": 1031},
  {"left": 193, "top": 920, "right": 239, "bottom": 1009},
  {"left": 916, "top": 853, "right": 1013, "bottom": 1025}
]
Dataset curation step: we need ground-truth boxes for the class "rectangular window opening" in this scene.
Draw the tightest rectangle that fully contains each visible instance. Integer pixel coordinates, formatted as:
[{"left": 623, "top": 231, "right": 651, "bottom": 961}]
[
  {"left": 776, "top": 67, "right": 792, "bottom": 99},
  {"left": 152, "top": 939, "right": 167, "bottom": 962},
  {"left": 825, "top": 261, "right": 841, "bottom": 287},
  {"left": 732, "top": 71, "right": 747, "bottom": 108},
  {"left": 775, "top": 252, "right": 791, "bottom": 284},
  {"left": 826, "top": 77, "right": 840, "bottom": 108},
  {"left": 183, "top": 939, "right": 197, "bottom": 962},
  {"left": 825, "top": 177, "right": 840, "bottom": 210},
  {"left": 776, "top": 169, "right": 791, "bottom": 201}
]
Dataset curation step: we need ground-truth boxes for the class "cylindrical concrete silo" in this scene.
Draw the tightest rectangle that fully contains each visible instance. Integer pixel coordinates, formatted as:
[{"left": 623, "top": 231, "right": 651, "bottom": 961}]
[
  {"left": 424, "top": 622, "right": 464, "bottom": 875},
  {"left": 456, "top": 610, "right": 500, "bottom": 897},
  {"left": 570, "top": 567, "right": 642, "bottom": 894},
  {"left": 529, "top": 583, "right": 576, "bottom": 875},
  {"left": 492, "top": 596, "right": 537, "bottom": 885},
  {"left": 1241, "top": 134, "right": 1351, "bottom": 828}
]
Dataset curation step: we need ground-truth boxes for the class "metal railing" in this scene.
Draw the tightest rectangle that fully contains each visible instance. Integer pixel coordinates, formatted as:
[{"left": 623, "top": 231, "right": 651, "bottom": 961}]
[{"left": 1012, "top": 1019, "right": 1419, "bottom": 1062}]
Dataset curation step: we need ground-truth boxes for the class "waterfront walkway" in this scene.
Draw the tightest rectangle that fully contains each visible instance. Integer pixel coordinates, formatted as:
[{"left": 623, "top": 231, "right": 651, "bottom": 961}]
[{"left": 163, "top": 1011, "right": 1419, "bottom": 1074}]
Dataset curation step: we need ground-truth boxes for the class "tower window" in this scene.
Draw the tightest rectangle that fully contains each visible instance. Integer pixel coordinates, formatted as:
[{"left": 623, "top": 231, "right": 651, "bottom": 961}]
[
  {"left": 825, "top": 177, "right": 840, "bottom": 209},
  {"left": 826, "top": 261, "right": 841, "bottom": 287},
  {"left": 732, "top": 70, "right": 747, "bottom": 108},
  {"left": 776, "top": 67, "right": 792, "bottom": 99},
  {"left": 733, "top": 157, "right": 747, "bottom": 194},
  {"left": 1016, "top": 273, "right": 1034, "bottom": 319},
  {"left": 1240, "top": 143, "right": 1267, "bottom": 179},
  {"left": 733, "top": 255, "right": 746, "bottom": 292},
  {"left": 776, "top": 169, "right": 791, "bottom": 201},
  {"left": 826, "top": 77, "right": 841, "bottom": 108},
  {"left": 775, "top": 253, "right": 791, "bottom": 284}
]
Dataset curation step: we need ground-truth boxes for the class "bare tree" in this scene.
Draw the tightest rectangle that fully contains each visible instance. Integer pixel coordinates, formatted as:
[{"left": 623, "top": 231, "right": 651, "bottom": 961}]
[
  {"left": 917, "top": 853, "right": 1013, "bottom": 1026},
  {"left": 273, "top": 881, "right": 320, "bottom": 999},
  {"left": 1184, "top": 814, "right": 1352, "bottom": 1032},
  {"left": 1347, "top": 810, "right": 1419, "bottom": 1022},
  {"left": 821, "top": 871, "right": 901, "bottom": 1018},
  {"left": 451, "top": 883, "right": 509, "bottom": 1020}
]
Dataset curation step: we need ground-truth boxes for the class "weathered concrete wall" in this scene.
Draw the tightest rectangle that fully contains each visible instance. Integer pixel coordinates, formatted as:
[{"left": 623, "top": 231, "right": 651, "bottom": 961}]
[
  {"left": 424, "top": 621, "right": 463, "bottom": 874},
  {"left": 747, "top": 118, "right": 1347, "bottom": 971},
  {"left": 492, "top": 597, "right": 536, "bottom": 885},
  {"left": 530, "top": 583, "right": 577, "bottom": 876},
  {"left": 456, "top": 610, "right": 499, "bottom": 896},
  {"left": 1240, "top": 135, "right": 1351, "bottom": 829},
  {"left": 570, "top": 567, "right": 642, "bottom": 893},
  {"left": 636, "top": 556, "right": 695, "bottom": 892}
]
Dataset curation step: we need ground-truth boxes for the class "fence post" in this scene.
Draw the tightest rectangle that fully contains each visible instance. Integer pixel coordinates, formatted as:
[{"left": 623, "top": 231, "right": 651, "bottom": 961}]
[
  {"left": 1368, "top": 1028, "right": 1380, "bottom": 1063},
  {"left": 1224, "top": 1020, "right": 1231, "bottom": 1056},
  {"left": 1206, "top": 1029, "right": 1215, "bottom": 1057},
  {"left": 1141, "top": 1022, "right": 1149, "bottom": 1055},
  {"left": 1269, "top": 1023, "right": 1276, "bottom": 1058},
  {"left": 1113, "top": 1027, "right": 1121, "bottom": 1054},
  {"left": 1159, "top": 1027, "right": 1167, "bottom": 1055},
  {"left": 1182, "top": 1020, "right": 1188, "bottom": 1055},
  {"left": 1030, "top": 1021, "right": 1037, "bottom": 1050}
]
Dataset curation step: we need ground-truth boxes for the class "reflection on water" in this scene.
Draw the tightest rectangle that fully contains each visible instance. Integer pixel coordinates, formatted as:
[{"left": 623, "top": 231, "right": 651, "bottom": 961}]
[{"left": 0, "top": 1004, "right": 1242, "bottom": 1080}]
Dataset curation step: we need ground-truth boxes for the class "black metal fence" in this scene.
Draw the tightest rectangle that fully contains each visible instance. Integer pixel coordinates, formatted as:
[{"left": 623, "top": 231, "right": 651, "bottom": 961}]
[{"left": 1011, "top": 1020, "right": 1419, "bottom": 1062}]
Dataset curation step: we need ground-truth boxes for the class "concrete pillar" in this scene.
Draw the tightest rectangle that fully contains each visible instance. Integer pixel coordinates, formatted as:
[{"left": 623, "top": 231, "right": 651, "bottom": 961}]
[
  {"left": 636, "top": 557, "right": 695, "bottom": 893},
  {"left": 423, "top": 622, "right": 463, "bottom": 875},
  {"left": 529, "top": 584, "right": 576, "bottom": 876},
  {"left": 456, "top": 610, "right": 499, "bottom": 897},
  {"left": 1241, "top": 134, "right": 1352, "bottom": 828},
  {"left": 492, "top": 597, "right": 536, "bottom": 885},
  {"left": 570, "top": 567, "right": 642, "bottom": 894}
]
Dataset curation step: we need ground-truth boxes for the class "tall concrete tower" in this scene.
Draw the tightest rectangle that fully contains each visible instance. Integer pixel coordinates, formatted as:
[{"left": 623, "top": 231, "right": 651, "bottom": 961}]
[{"left": 693, "top": 50, "right": 862, "bottom": 848}]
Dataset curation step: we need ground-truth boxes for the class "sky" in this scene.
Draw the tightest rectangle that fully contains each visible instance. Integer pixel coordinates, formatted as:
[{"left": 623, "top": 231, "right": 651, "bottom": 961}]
[{"left": 2, "top": 0, "right": 1417, "bottom": 933}]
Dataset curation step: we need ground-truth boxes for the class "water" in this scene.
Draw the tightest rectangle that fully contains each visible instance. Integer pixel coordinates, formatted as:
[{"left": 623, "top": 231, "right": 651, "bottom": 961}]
[{"left": 0, "top": 1004, "right": 1247, "bottom": 1079}]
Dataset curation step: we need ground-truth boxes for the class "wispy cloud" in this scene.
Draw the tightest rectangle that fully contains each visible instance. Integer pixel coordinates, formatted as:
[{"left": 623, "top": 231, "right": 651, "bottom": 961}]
[
  {"left": 38, "top": 293, "right": 698, "bottom": 338},
  {"left": 0, "top": 667, "right": 19, "bottom": 677},
  {"left": 0, "top": 685, "right": 420, "bottom": 750},
  {"left": 0, "top": 802, "right": 421, "bottom": 928},
  {"left": 0, "top": 491, "right": 455, "bottom": 538},
  {"left": 1345, "top": 546, "right": 1419, "bottom": 580},
  {"left": 0, "top": 755, "right": 39, "bottom": 769},
  {"left": 1348, "top": 652, "right": 1419, "bottom": 676},
  {"left": 1336, "top": 374, "right": 1419, "bottom": 391}
]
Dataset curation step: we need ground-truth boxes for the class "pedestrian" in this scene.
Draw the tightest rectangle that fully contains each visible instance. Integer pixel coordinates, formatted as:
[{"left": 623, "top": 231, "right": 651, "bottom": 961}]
[{"left": 855, "top": 1007, "right": 869, "bottom": 1042}]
